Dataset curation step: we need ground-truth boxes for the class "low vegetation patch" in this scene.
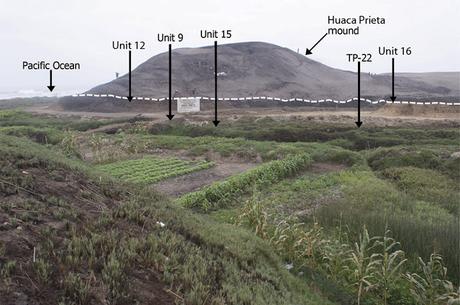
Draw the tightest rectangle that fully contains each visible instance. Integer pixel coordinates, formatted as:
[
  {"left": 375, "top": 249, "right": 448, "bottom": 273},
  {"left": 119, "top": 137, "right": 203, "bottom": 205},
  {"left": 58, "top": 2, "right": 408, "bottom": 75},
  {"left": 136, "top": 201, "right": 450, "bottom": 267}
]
[
  {"left": 367, "top": 146, "right": 460, "bottom": 180},
  {"left": 379, "top": 166, "right": 459, "bottom": 214},
  {"left": 236, "top": 198, "right": 459, "bottom": 305},
  {"left": 178, "top": 153, "right": 312, "bottom": 211},
  {"left": 0, "top": 109, "right": 149, "bottom": 132},
  {"left": 96, "top": 156, "right": 214, "bottom": 184},
  {"left": 146, "top": 117, "right": 460, "bottom": 150},
  {"left": 2, "top": 109, "right": 459, "bottom": 305},
  {"left": 0, "top": 134, "right": 328, "bottom": 305},
  {"left": 313, "top": 169, "right": 459, "bottom": 283}
]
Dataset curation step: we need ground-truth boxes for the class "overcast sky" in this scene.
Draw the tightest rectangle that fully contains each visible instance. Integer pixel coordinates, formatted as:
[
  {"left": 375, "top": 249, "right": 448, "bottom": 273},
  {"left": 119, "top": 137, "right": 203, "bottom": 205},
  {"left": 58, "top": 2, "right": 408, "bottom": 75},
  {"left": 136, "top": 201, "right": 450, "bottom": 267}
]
[{"left": 1, "top": 0, "right": 459, "bottom": 95}]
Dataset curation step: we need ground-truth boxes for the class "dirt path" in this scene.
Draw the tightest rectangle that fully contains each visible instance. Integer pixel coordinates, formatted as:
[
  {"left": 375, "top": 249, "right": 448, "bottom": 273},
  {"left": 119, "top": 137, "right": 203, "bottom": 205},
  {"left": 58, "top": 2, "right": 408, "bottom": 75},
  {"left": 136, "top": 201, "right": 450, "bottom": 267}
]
[
  {"left": 153, "top": 161, "right": 256, "bottom": 197},
  {"left": 83, "top": 122, "right": 131, "bottom": 133}
]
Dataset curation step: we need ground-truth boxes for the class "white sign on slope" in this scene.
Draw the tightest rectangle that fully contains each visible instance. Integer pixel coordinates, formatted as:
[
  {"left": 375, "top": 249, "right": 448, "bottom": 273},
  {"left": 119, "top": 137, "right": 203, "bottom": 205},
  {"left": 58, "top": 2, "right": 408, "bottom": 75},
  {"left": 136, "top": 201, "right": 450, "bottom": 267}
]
[{"left": 177, "top": 97, "right": 200, "bottom": 113}]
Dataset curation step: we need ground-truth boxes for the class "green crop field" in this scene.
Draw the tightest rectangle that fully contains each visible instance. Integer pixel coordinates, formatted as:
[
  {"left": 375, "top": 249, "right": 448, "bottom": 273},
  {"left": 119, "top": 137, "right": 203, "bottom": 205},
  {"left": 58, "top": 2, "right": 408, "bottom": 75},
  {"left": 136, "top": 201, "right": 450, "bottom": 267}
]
[{"left": 96, "top": 156, "right": 214, "bottom": 183}]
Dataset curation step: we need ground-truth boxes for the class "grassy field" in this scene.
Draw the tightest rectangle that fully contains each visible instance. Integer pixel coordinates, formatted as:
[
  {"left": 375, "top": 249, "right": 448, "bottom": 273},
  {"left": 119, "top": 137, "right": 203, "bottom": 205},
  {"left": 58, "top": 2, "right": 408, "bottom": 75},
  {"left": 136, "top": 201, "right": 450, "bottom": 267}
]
[
  {"left": 146, "top": 117, "right": 460, "bottom": 149},
  {"left": 0, "top": 109, "right": 458, "bottom": 305},
  {"left": 0, "top": 133, "right": 328, "bottom": 305}
]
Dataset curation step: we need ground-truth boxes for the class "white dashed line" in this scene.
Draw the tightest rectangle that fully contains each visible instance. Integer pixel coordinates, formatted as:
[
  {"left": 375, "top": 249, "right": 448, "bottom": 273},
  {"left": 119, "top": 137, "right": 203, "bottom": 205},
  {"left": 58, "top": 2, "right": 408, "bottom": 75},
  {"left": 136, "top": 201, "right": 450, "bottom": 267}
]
[{"left": 69, "top": 94, "right": 460, "bottom": 106}]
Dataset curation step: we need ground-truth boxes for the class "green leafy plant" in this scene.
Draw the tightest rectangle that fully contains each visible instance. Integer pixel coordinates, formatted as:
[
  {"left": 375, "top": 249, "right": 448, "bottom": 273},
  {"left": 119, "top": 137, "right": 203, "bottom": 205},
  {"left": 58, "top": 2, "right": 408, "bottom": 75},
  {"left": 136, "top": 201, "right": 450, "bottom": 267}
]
[
  {"left": 322, "top": 238, "right": 351, "bottom": 283},
  {"left": 406, "top": 253, "right": 457, "bottom": 305},
  {"left": 60, "top": 131, "right": 81, "bottom": 158},
  {"left": 295, "top": 221, "right": 325, "bottom": 268},
  {"left": 34, "top": 258, "right": 52, "bottom": 284},
  {"left": 270, "top": 220, "right": 305, "bottom": 263},
  {"left": 439, "top": 283, "right": 460, "bottom": 305},
  {"left": 1, "top": 260, "right": 16, "bottom": 279},
  {"left": 102, "top": 251, "right": 128, "bottom": 303},
  {"left": 63, "top": 272, "right": 92, "bottom": 304},
  {"left": 345, "top": 226, "right": 380, "bottom": 305},
  {"left": 236, "top": 191, "right": 269, "bottom": 239},
  {"left": 375, "top": 228, "right": 407, "bottom": 305}
]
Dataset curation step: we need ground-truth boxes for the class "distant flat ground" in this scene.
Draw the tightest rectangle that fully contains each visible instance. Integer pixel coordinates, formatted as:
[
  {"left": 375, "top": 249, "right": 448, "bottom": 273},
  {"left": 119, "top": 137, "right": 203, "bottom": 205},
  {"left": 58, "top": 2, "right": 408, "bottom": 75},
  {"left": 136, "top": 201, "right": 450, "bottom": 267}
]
[{"left": 25, "top": 104, "right": 460, "bottom": 128}]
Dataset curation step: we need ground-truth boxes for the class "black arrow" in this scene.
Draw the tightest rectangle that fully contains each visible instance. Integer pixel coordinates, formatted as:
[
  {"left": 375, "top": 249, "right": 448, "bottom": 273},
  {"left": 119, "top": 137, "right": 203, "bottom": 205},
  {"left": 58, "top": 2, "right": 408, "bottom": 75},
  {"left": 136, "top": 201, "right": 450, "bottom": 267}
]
[
  {"left": 390, "top": 58, "right": 396, "bottom": 102},
  {"left": 127, "top": 50, "right": 133, "bottom": 102},
  {"left": 166, "top": 44, "right": 174, "bottom": 120},
  {"left": 355, "top": 61, "right": 362, "bottom": 128},
  {"left": 213, "top": 41, "right": 219, "bottom": 126},
  {"left": 47, "top": 70, "right": 55, "bottom": 92},
  {"left": 305, "top": 33, "right": 328, "bottom": 55}
]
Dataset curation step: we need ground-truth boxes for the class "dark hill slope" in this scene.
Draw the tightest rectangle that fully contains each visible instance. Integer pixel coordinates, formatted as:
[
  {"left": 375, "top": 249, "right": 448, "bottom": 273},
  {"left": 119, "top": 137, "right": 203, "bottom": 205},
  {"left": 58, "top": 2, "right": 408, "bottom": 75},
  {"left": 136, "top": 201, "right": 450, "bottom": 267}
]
[{"left": 60, "top": 42, "right": 460, "bottom": 111}]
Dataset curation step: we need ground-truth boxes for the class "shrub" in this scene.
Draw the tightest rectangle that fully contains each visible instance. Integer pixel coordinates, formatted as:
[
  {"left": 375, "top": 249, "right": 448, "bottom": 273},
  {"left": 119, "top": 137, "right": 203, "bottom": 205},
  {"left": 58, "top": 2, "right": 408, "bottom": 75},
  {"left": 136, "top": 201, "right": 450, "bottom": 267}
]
[
  {"left": 102, "top": 252, "right": 127, "bottom": 303},
  {"left": 0, "top": 126, "right": 64, "bottom": 145},
  {"left": 63, "top": 272, "right": 92, "bottom": 304},
  {"left": 380, "top": 166, "right": 459, "bottom": 214},
  {"left": 34, "top": 258, "right": 52, "bottom": 284},
  {"left": 374, "top": 229, "right": 407, "bottom": 305},
  {"left": 345, "top": 227, "right": 380, "bottom": 305},
  {"left": 0, "top": 260, "right": 16, "bottom": 279},
  {"left": 236, "top": 191, "right": 269, "bottom": 239},
  {"left": 406, "top": 254, "right": 458, "bottom": 305}
]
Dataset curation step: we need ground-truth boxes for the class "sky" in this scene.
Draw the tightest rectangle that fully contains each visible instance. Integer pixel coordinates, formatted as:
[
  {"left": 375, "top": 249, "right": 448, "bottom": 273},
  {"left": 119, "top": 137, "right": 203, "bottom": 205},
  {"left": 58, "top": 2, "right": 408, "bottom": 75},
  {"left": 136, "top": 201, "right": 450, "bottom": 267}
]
[{"left": 1, "top": 0, "right": 459, "bottom": 96}]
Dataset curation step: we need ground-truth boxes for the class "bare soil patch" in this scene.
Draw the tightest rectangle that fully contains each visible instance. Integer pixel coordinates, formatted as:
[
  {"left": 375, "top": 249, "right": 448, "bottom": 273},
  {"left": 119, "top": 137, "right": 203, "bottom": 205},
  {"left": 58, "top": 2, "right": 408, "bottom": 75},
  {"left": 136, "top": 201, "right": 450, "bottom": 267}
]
[
  {"left": 309, "top": 162, "right": 347, "bottom": 174},
  {"left": 153, "top": 161, "right": 256, "bottom": 197},
  {"left": 376, "top": 104, "right": 460, "bottom": 118}
]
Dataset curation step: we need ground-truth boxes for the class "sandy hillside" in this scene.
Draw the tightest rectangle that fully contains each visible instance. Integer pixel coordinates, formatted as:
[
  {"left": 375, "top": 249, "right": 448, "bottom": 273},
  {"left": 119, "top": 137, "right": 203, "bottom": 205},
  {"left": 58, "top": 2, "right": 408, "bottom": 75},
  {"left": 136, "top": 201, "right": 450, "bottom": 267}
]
[{"left": 59, "top": 42, "right": 460, "bottom": 112}]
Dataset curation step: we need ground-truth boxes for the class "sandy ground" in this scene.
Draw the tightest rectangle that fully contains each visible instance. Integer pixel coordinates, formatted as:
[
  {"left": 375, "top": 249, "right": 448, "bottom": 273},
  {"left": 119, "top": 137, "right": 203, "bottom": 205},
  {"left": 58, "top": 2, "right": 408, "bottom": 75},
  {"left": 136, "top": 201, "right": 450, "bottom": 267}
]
[{"left": 26, "top": 104, "right": 460, "bottom": 128}]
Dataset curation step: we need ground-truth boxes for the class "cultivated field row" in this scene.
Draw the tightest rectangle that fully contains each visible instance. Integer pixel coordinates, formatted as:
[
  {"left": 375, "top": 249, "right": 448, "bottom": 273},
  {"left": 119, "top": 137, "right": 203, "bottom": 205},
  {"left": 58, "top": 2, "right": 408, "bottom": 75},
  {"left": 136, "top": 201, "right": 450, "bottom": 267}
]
[{"left": 97, "top": 156, "right": 214, "bottom": 184}]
